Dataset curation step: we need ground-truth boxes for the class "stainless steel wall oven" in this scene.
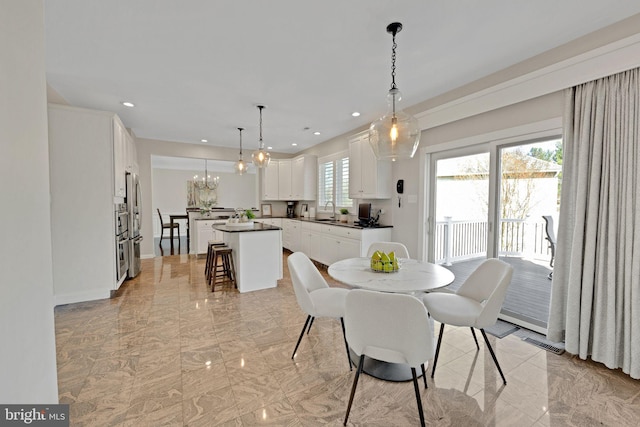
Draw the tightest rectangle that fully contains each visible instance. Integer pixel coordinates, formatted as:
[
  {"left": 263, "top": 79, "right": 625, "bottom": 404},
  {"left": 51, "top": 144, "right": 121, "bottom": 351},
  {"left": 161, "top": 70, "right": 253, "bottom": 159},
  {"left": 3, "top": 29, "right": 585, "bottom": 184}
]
[{"left": 115, "top": 204, "right": 129, "bottom": 280}]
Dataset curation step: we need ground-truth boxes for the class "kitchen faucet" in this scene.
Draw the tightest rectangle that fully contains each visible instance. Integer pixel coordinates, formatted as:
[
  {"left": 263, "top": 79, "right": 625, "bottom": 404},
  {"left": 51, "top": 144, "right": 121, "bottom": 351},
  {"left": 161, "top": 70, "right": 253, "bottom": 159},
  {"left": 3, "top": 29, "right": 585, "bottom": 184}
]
[{"left": 324, "top": 201, "right": 336, "bottom": 219}]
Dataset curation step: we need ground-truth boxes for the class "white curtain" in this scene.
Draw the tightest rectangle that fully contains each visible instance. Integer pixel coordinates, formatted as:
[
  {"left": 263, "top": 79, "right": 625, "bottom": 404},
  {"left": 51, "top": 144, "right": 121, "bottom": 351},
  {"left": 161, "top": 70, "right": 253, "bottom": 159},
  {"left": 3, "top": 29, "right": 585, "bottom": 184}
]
[{"left": 547, "top": 68, "right": 640, "bottom": 379}]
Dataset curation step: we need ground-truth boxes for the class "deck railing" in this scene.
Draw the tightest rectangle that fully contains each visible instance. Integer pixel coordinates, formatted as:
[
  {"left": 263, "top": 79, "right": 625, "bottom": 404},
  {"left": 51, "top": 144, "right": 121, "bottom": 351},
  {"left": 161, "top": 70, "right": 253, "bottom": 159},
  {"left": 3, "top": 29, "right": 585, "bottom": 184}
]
[{"left": 435, "top": 217, "right": 551, "bottom": 265}]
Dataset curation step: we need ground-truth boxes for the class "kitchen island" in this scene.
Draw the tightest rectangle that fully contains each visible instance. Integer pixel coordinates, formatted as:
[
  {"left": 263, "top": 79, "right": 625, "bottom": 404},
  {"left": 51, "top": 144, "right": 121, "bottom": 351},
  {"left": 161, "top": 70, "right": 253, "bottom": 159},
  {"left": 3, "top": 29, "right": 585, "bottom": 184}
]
[{"left": 213, "top": 222, "right": 282, "bottom": 293}]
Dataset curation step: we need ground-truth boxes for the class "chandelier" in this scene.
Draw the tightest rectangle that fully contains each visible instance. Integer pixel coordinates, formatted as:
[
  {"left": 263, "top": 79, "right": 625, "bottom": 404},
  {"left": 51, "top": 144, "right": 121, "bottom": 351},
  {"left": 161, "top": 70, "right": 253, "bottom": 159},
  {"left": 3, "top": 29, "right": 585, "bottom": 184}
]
[
  {"left": 369, "top": 22, "right": 421, "bottom": 161},
  {"left": 193, "top": 159, "right": 219, "bottom": 190},
  {"left": 252, "top": 105, "right": 271, "bottom": 168},
  {"left": 234, "top": 127, "right": 247, "bottom": 175}
]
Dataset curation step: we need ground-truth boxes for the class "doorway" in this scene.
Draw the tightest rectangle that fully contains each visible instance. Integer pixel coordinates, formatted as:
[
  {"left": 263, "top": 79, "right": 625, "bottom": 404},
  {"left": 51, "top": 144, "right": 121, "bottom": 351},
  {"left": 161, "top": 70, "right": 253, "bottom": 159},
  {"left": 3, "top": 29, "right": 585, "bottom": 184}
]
[{"left": 426, "top": 138, "right": 562, "bottom": 333}]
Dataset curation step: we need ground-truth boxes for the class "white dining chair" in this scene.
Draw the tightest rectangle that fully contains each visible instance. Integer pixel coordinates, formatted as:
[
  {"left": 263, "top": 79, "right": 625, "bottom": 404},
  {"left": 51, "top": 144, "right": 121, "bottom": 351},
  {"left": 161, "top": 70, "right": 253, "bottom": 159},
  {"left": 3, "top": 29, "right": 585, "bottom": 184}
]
[
  {"left": 422, "top": 258, "right": 513, "bottom": 385},
  {"left": 287, "top": 252, "right": 352, "bottom": 370},
  {"left": 366, "top": 241, "right": 410, "bottom": 258},
  {"left": 343, "top": 289, "right": 434, "bottom": 427}
]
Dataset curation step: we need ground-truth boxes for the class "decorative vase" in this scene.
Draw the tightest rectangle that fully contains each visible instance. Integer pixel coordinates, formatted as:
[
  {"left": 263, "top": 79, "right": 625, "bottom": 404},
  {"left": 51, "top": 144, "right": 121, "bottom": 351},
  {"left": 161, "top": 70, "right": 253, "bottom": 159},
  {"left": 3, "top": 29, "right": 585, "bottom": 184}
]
[{"left": 340, "top": 214, "right": 348, "bottom": 223}]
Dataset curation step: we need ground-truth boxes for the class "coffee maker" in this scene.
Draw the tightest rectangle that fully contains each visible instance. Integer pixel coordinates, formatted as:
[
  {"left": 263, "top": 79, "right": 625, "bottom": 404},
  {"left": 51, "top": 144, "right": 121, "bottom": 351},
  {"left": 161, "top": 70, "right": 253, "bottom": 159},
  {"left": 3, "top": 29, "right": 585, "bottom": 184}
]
[{"left": 286, "top": 201, "right": 297, "bottom": 218}]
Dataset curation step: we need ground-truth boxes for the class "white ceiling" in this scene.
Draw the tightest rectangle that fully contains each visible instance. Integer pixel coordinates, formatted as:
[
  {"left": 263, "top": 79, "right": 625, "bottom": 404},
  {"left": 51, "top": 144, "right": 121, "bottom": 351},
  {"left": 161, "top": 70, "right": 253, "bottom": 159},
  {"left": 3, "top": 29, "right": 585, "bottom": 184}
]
[{"left": 45, "top": 1, "right": 640, "bottom": 154}]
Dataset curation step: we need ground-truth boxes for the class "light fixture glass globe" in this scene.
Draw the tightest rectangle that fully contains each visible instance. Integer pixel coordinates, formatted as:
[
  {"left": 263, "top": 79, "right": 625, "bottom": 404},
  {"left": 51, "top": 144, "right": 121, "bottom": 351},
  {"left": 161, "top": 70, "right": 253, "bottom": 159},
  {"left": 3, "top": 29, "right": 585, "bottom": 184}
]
[
  {"left": 369, "top": 88, "right": 420, "bottom": 161},
  {"left": 234, "top": 159, "right": 247, "bottom": 175},
  {"left": 252, "top": 149, "right": 271, "bottom": 168}
]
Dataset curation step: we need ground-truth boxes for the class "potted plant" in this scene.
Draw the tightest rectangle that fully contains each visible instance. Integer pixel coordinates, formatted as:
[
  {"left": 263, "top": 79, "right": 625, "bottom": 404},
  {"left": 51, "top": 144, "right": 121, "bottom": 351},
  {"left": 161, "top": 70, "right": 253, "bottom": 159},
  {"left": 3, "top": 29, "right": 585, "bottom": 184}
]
[
  {"left": 244, "top": 209, "right": 256, "bottom": 221},
  {"left": 339, "top": 208, "right": 349, "bottom": 223}
]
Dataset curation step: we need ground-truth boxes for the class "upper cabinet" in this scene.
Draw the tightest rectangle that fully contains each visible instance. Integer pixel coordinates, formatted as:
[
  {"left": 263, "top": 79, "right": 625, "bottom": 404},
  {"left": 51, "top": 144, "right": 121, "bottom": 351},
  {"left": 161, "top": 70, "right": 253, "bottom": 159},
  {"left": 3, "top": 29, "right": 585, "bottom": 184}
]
[
  {"left": 125, "top": 128, "right": 138, "bottom": 174},
  {"left": 262, "top": 161, "right": 279, "bottom": 200},
  {"left": 348, "top": 133, "right": 392, "bottom": 199},
  {"left": 112, "top": 117, "right": 127, "bottom": 197},
  {"left": 262, "top": 154, "right": 318, "bottom": 201},
  {"left": 292, "top": 155, "right": 317, "bottom": 200},
  {"left": 278, "top": 159, "right": 293, "bottom": 200}
]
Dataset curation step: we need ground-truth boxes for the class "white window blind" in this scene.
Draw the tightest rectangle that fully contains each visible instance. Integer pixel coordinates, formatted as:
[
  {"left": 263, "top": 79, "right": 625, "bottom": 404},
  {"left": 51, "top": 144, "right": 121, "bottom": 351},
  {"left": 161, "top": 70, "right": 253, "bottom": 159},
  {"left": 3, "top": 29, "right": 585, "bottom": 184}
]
[{"left": 318, "top": 151, "right": 352, "bottom": 209}]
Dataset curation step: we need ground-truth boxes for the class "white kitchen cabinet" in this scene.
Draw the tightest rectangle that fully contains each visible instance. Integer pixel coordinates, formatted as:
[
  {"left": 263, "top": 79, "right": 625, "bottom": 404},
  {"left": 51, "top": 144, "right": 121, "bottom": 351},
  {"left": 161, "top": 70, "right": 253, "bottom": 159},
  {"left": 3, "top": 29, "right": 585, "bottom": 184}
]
[
  {"left": 124, "top": 129, "right": 138, "bottom": 174},
  {"left": 261, "top": 155, "right": 318, "bottom": 201},
  {"left": 195, "top": 219, "right": 224, "bottom": 254},
  {"left": 319, "top": 224, "right": 361, "bottom": 265},
  {"left": 282, "top": 219, "right": 301, "bottom": 252},
  {"left": 320, "top": 234, "right": 359, "bottom": 265},
  {"left": 292, "top": 154, "right": 317, "bottom": 200},
  {"left": 278, "top": 159, "right": 293, "bottom": 200},
  {"left": 349, "top": 133, "right": 392, "bottom": 199},
  {"left": 298, "top": 219, "right": 393, "bottom": 265},
  {"left": 256, "top": 217, "right": 282, "bottom": 228},
  {"left": 300, "top": 222, "right": 322, "bottom": 260},
  {"left": 262, "top": 161, "right": 279, "bottom": 200},
  {"left": 48, "top": 104, "right": 130, "bottom": 304},
  {"left": 113, "top": 117, "right": 127, "bottom": 198}
]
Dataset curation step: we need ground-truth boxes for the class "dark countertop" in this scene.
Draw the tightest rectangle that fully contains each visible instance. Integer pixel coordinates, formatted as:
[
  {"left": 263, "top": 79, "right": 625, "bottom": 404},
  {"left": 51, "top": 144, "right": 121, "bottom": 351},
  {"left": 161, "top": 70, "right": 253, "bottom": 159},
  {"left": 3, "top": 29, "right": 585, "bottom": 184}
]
[
  {"left": 213, "top": 222, "right": 281, "bottom": 233},
  {"left": 267, "top": 216, "right": 392, "bottom": 230}
]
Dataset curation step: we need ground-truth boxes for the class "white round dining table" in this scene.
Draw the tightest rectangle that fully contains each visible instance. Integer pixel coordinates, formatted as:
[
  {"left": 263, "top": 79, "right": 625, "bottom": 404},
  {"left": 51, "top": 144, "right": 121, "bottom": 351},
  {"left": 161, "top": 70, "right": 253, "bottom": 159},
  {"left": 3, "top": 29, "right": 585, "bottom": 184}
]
[
  {"left": 328, "top": 257, "right": 455, "bottom": 293},
  {"left": 328, "top": 257, "right": 455, "bottom": 382}
]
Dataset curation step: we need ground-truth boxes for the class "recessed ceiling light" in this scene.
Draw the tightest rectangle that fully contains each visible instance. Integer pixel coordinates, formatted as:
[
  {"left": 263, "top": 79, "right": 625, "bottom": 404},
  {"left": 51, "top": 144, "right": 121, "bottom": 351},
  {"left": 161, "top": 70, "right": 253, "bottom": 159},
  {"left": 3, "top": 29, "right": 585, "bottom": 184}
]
[
  {"left": 313, "top": 131, "right": 321, "bottom": 136},
  {"left": 351, "top": 111, "right": 360, "bottom": 117},
  {"left": 267, "top": 146, "right": 273, "bottom": 150},
  {"left": 201, "top": 139, "right": 208, "bottom": 143},
  {"left": 292, "top": 143, "right": 298, "bottom": 146},
  {"left": 122, "top": 101, "right": 135, "bottom": 107}
]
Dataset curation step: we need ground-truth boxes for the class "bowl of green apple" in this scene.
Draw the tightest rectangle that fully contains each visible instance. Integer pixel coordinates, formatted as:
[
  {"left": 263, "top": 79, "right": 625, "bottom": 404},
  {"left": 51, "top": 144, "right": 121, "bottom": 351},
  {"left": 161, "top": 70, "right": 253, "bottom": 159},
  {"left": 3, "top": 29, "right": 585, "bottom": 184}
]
[{"left": 370, "top": 250, "right": 399, "bottom": 273}]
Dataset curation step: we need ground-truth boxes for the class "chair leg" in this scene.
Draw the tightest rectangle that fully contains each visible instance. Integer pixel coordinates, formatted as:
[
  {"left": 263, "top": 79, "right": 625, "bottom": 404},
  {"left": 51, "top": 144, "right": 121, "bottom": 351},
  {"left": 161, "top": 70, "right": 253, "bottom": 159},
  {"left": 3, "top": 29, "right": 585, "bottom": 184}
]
[
  {"left": 340, "top": 318, "right": 352, "bottom": 371},
  {"left": 344, "top": 354, "right": 365, "bottom": 426},
  {"left": 480, "top": 329, "right": 507, "bottom": 385},
  {"left": 291, "top": 315, "right": 311, "bottom": 359},
  {"left": 307, "top": 317, "right": 315, "bottom": 334},
  {"left": 421, "top": 364, "right": 428, "bottom": 388},
  {"left": 470, "top": 327, "right": 480, "bottom": 350},
  {"left": 431, "top": 323, "right": 445, "bottom": 378},
  {"left": 411, "top": 367, "right": 426, "bottom": 427}
]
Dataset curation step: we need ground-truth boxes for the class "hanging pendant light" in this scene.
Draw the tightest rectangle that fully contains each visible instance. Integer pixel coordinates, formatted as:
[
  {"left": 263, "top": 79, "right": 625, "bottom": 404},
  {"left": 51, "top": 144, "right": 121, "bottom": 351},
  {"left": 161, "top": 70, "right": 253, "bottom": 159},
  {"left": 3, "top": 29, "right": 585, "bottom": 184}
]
[
  {"left": 234, "top": 127, "right": 247, "bottom": 175},
  {"left": 193, "top": 159, "right": 219, "bottom": 190},
  {"left": 369, "top": 22, "right": 420, "bottom": 161},
  {"left": 252, "top": 105, "right": 271, "bottom": 168}
]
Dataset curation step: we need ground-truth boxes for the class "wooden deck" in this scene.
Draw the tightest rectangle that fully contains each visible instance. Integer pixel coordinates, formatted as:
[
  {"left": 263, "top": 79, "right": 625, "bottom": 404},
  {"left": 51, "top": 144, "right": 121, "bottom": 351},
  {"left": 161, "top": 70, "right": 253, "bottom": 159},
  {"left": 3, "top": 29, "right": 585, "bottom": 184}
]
[{"left": 441, "top": 256, "right": 552, "bottom": 329}]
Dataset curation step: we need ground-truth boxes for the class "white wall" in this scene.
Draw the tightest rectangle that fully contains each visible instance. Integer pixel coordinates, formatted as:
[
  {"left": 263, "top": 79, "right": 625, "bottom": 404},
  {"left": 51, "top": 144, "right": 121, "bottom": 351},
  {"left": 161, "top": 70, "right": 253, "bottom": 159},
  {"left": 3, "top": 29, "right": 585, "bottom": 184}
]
[
  {"left": 0, "top": 0, "right": 59, "bottom": 403},
  {"left": 152, "top": 167, "right": 258, "bottom": 236}
]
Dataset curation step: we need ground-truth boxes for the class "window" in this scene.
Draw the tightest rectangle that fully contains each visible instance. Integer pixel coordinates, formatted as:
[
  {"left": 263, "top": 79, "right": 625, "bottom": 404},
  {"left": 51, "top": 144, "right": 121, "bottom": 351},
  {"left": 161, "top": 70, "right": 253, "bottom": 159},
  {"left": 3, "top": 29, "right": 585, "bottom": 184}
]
[{"left": 318, "top": 151, "right": 352, "bottom": 209}]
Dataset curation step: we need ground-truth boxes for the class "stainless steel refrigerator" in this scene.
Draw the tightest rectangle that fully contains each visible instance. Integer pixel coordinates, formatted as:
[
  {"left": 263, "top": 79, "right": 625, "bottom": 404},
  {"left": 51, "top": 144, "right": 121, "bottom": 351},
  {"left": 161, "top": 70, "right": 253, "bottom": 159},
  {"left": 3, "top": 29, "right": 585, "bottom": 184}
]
[{"left": 126, "top": 172, "right": 143, "bottom": 278}]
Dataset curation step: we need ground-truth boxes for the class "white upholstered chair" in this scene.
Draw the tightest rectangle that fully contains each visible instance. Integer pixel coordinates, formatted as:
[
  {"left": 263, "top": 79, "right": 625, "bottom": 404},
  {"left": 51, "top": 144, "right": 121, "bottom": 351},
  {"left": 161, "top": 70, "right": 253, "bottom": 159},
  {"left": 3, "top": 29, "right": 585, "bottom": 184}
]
[
  {"left": 287, "top": 252, "right": 351, "bottom": 370},
  {"left": 343, "top": 289, "right": 434, "bottom": 427},
  {"left": 365, "top": 241, "right": 410, "bottom": 258},
  {"left": 422, "top": 258, "right": 513, "bottom": 384}
]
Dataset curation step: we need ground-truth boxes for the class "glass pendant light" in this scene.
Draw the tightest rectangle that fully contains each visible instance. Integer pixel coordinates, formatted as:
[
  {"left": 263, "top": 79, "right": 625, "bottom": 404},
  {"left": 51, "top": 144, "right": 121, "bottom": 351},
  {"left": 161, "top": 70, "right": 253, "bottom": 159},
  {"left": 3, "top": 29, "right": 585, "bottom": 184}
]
[
  {"left": 193, "top": 159, "right": 219, "bottom": 190},
  {"left": 252, "top": 105, "right": 271, "bottom": 168},
  {"left": 369, "top": 22, "right": 420, "bottom": 161},
  {"left": 234, "top": 127, "right": 247, "bottom": 175}
]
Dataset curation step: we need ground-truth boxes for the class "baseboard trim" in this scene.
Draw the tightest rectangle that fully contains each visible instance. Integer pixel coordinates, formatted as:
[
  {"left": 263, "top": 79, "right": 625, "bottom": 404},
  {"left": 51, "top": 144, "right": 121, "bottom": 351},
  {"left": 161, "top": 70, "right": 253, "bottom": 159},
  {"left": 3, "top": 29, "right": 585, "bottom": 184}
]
[{"left": 54, "top": 289, "right": 111, "bottom": 306}]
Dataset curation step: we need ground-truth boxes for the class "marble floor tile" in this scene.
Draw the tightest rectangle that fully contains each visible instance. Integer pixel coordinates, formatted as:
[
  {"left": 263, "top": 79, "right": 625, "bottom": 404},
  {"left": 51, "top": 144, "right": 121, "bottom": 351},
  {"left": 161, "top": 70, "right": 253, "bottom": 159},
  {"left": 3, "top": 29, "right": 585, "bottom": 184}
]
[{"left": 54, "top": 253, "right": 640, "bottom": 426}]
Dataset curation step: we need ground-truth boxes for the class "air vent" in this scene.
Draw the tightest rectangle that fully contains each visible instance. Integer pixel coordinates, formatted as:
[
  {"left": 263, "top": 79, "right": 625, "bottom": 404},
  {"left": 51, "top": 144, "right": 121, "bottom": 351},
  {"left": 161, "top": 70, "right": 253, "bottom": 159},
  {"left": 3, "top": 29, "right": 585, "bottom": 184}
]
[{"left": 524, "top": 337, "right": 565, "bottom": 354}]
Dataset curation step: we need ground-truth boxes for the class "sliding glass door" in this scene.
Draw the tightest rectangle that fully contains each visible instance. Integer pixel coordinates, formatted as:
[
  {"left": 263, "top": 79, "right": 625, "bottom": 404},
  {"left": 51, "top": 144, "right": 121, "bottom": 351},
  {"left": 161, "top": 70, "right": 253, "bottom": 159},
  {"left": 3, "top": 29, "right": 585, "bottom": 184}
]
[
  {"left": 426, "top": 138, "right": 562, "bottom": 333},
  {"left": 429, "top": 149, "right": 492, "bottom": 266},
  {"left": 496, "top": 139, "right": 561, "bottom": 331}
]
